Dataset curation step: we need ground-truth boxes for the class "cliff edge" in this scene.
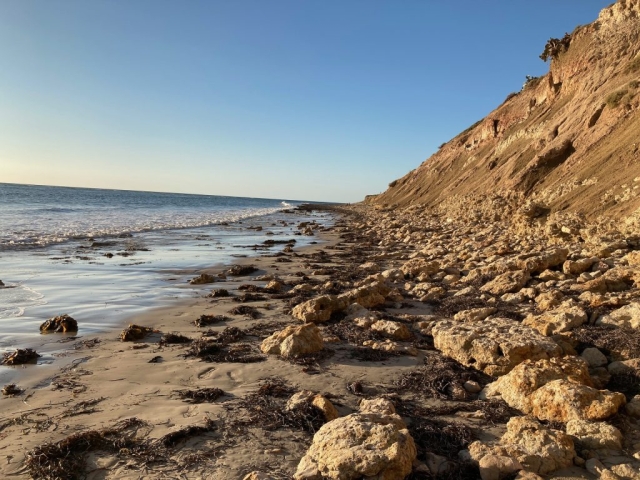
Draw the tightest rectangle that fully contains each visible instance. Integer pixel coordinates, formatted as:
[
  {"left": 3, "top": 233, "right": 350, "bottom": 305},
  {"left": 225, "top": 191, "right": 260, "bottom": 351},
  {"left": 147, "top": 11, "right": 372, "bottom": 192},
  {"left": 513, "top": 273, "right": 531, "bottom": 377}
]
[{"left": 369, "top": 0, "right": 640, "bottom": 223}]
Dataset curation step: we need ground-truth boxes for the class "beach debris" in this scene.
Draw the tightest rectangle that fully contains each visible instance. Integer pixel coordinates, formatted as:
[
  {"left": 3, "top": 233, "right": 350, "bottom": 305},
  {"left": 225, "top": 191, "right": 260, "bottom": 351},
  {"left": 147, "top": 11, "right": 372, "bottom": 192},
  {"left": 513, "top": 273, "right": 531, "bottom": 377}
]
[
  {"left": 148, "top": 356, "right": 163, "bottom": 363},
  {"left": 175, "top": 387, "right": 225, "bottom": 403},
  {"left": 184, "top": 331, "right": 265, "bottom": 364},
  {"left": 119, "top": 324, "right": 156, "bottom": 341},
  {"left": 228, "top": 305, "right": 261, "bottom": 318},
  {"left": 40, "top": 314, "right": 78, "bottom": 333},
  {"left": 227, "top": 264, "right": 258, "bottom": 276},
  {"left": 193, "top": 315, "right": 227, "bottom": 329},
  {"left": 2, "top": 348, "right": 41, "bottom": 366},
  {"left": 2, "top": 384, "right": 22, "bottom": 396},
  {"left": 261, "top": 323, "right": 324, "bottom": 358},
  {"left": 208, "top": 288, "right": 230, "bottom": 298},
  {"left": 190, "top": 273, "right": 216, "bottom": 285},
  {"left": 159, "top": 332, "right": 192, "bottom": 346},
  {"left": 159, "top": 418, "right": 216, "bottom": 448}
]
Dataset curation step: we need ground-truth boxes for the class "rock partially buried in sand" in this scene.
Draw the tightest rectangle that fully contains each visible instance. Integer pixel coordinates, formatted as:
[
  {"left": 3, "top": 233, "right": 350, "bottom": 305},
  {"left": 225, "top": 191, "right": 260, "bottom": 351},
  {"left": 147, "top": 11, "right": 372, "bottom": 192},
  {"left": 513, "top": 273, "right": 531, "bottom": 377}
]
[
  {"left": 260, "top": 323, "right": 324, "bottom": 357},
  {"left": 286, "top": 390, "right": 339, "bottom": 421},
  {"left": 120, "top": 324, "right": 155, "bottom": 342},
  {"left": 227, "top": 264, "right": 258, "bottom": 276},
  {"left": 40, "top": 314, "right": 78, "bottom": 333},
  {"left": 294, "top": 397, "right": 416, "bottom": 480},
  {"left": 1, "top": 348, "right": 41, "bottom": 366}
]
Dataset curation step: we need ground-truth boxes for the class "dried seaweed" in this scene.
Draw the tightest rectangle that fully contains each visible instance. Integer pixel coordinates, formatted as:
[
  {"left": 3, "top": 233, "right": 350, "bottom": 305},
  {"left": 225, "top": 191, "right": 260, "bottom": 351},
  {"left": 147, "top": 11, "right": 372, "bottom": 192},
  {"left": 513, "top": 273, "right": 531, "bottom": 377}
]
[
  {"left": 175, "top": 387, "right": 225, "bottom": 404},
  {"left": 350, "top": 347, "right": 395, "bottom": 362},
  {"left": 1, "top": 384, "right": 22, "bottom": 396},
  {"left": 228, "top": 305, "right": 261, "bottom": 319},
  {"left": 324, "top": 320, "right": 384, "bottom": 345},
  {"left": 233, "top": 293, "right": 267, "bottom": 302},
  {"left": 393, "top": 352, "right": 492, "bottom": 400},
  {"left": 158, "top": 418, "right": 216, "bottom": 448},
  {"left": 184, "top": 339, "right": 265, "bottom": 363},
  {"left": 208, "top": 288, "right": 230, "bottom": 298},
  {"left": 194, "top": 314, "right": 229, "bottom": 327},
  {"left": 608, "top": 373, "right": 640, "bottom": 399},
  {"left": 1, "top": 348, "right": 41, "bottom": 365},
  {"left": 406, "top": 462, "right": 481, "bottom": 480},
  {"left": 159, "top": 332, "right": 192, "bottom": 346},
  {"left": 243, "top": 321, "right": 289, "bottom": 338},
  {"left": 410, "top": 418, "right": 474, "bottom": 459},
  {"left": 571, "top": 325, "right": 640, "bottom": 359}
]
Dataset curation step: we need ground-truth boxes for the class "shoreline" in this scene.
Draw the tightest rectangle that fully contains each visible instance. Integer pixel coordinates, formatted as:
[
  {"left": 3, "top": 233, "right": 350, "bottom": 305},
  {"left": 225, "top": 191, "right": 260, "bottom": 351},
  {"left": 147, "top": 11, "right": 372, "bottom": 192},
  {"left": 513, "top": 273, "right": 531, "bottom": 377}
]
[{"left": 2, "top": 203, "right": 639, "bottom": 479}]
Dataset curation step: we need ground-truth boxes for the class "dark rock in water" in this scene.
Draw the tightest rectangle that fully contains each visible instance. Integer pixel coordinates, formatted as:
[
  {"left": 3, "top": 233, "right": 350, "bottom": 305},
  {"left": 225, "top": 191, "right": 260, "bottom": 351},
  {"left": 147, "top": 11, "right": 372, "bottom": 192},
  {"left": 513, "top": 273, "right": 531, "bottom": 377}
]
[
  {"left": 209, "top": 288, "right": 230, "bottom": 298},
  {"left": 104, "top": 253, "right": 114, "bottom": 258},
  {"left": 227, "top": 265, "right": 258, "bottom": 276},
  {"left": 2, "top": 348, "right": 41, "bottom": 366},
  {"left": 40, "top": 314, "right": 78, "bottom": 333},
  {"left": 0, "top": 280, "right": 4, "bottom": 287},
  {"left": 91, "top": 241, "right": 117, "bottom": 247},
  {"left": 2, "top": 383, "right": 22, "bottom": 396},
  {"left": 120, "top": 324, "right": 155, "bottom": 341},
  {"left": 190, "top": 273, "right": 216, "bottom": 285}
]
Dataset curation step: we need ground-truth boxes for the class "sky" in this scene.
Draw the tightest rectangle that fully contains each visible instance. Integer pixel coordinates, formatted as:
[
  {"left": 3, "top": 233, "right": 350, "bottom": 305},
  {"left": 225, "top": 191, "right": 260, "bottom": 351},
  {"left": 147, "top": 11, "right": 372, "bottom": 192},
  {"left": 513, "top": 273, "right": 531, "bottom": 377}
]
[{"left": 0, "top": 0, "right": 611, "bottom": 202}]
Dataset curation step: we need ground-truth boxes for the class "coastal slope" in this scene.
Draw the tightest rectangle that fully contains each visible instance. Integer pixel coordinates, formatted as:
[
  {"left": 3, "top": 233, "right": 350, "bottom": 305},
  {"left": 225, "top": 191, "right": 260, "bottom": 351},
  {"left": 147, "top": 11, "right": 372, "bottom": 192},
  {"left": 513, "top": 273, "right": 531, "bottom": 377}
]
[{"left": 368, "top": 0, "right": 640, "bottom": 221}]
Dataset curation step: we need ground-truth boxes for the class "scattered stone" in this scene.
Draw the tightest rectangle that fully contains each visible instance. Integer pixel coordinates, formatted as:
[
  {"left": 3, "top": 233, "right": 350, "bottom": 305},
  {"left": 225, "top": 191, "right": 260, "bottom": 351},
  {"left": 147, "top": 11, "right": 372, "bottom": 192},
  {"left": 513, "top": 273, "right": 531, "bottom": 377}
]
[
  {"left": 120, "top": 324, "right": 155, "bottom": 342},
  {"left": 581, "top": 347, "right": 608, "bottom": 368},
  {"left": 454, "top": 307, "right": 497, "bottom": 322},
  {"left": 565, "top": 419, "right": 623, "bottom": 450},
  {"left": 227, "top": 265, "right": 258, "bottom": 276},
  {"left": 190, "top": 273, "right": 216, "bottom": 285},
  {"left": 597, "top": 302, "right": 640, "bottom": 329},
  {"left": 370, "top": 320, "right": 411, "bottom": 340},
  {"left": 522, "top": 303, "right": 587, "bottom": 335},
  {"left": 1, "top": 348, "right": 41, "bottom": 365},
  {"left": 286, "top": 391, "right": 339, "bottom": 422},
  {"left": 209, "top": 288, "right": 230, "bottom": 298},
  {"left": 400, "top": 258, "right": 440, "bottom": 278},
  {"left": 362, "top": 339, "right": 418, "bottom": 356},
  {"left": 480, "top": 270, "right": 530, "bottom": 296},
  {"left": 260, "top": 323, "right": 324, "bottom": 358},
  {"left": 40, "top": 314, "right": 78, "bottom": 333}
]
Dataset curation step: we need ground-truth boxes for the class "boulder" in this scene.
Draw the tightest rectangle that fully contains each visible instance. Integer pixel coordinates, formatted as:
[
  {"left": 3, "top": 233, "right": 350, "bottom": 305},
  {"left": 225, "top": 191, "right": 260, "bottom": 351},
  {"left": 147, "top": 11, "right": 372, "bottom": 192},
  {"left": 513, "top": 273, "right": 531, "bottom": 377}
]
[
  {"left": 563, "top": 257, "right": 598, "bottom": 275},
  {"left": 190, "top": 273, "right": 216, "bottom": 285},
  {"left": 581, "top": 347, "right": 608, "bottom": 368},
  {"left": 260, "top": 323, "right": 323, "bottom": 357},
  {"left": 359, "top": 397, "right": 396, "bottom": 416},
  {"left": 39, "top": 314, "right": 78, "bottom": 333},
  {"left": 469, "top": 416, "right": 575, "bottom": 475},
  {"left": 292, "top": 295, "right": 347, "bottom": 323},
  {"left": 565, "top": 419, "right": 623, "bottom": 450},
  {"left": 483, "top": 356, "right": 625, "bottom": 421},
  {"left": 608, "top": 358, "right": 640, "bottom": 375},
  {"left": 400, "top": 258, "right": 440, "bottom": 278},
  {"left": 625, "top": 395, "right": 640, "bottom": 417},
  {"left": 370, "top": 320, "right": 411, "bottom": 340},
  {"left": 264, "top": 280, "right": 283, "bottom": 292},
  {"left": 516, "top": 248, "right": 569, "bottom": 274},
  {"left": 522, "top": 303, "right": 587, "bottom": 335},
  {"left": 481, "top": 271, "right": 530, "bottom": 296},
  {"left": 432, "top": 317, "right": 563, "bottom": 376},
  {"left": 597, "top": 302, "right": 640, "bottom": 329},
  {"left": 294, "top": 398, "right": 416, "bottom": 480},
  {"left": 478, "top": 455, "right": 522, "bottom": 480}
]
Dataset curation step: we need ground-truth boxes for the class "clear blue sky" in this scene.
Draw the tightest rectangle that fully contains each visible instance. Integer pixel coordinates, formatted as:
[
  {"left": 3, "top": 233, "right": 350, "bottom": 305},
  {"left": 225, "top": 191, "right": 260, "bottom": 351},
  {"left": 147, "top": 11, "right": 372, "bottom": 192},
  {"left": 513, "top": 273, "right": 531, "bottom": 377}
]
[{"left": 0, "top": 0, "right": 610, "bottom": 202}]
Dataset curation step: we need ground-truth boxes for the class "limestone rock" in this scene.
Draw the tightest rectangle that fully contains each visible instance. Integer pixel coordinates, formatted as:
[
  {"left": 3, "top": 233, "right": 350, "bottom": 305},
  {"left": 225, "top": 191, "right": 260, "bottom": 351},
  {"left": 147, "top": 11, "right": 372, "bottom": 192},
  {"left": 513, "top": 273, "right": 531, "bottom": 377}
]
[
  {"left": 359, "top": 262, "right": 380, "bottom": 274},
  {"left": 469, "top": 416, "right": 575, "bottom": 475},
  {"left": 362, "top": 339, "right": 418, "bottom": 356},
  {"left": 481, "top": 270, "right": 530, "bottom": 296},
  {"left": 370, "top": 320, "right": 411, "bottom": 340},
  {"left": 261, "top": 323, "right": 323, "bottom": 357},
  {"left": 287, "top": 391, "right": 339, "bottom": 422},
  {"left": 293, "top": 411, "right": 416, "bottom": 479},
  {"left": 453, "top": 307, "right": 497, "bottom": 322},
  {"left": 581, "top": 347, "right": 608, "bottom": 368},
  {"left": 359, "top": 397, "right": 396, "bottom": 416},
  {"left": 597, "top": 302, "right": 640, "bottom": 329},
  {"left": 483, "top": 356, "right": 591, "bottom": 409},
  {"left": 522, "top": 303, "right": 587, "bottom": 335},
  {"left": 264, "top": 280, "right": 283, "bottom": 292},
  {"left": 563, "top": 257, "right": 598, "bottom": 275},
  {"left": 625, "top": 395, "right": 640, "bottom": 417},
  {"left": 565, "top": 419, "right": 623, "bottom": 450},
  {"left": 338, "top": 277, "right": 391, "bottom": 309},
  {"left": 400, "top": 258, "right": 440, "bottom": 278},
  {"left": 292, "top": 295, "right": 347, "bottom": 323},
  {"left": 535, "top": 291, "right": 564, "bottom": 311},
  {"left": 624, "top": 250, "right": 640, "bottom": 266},
  {"left": 529, "top": 379, "right": 626, "bottom": 422},
  {"left": 432, "top": 317, "right": 563, "bottom": 376},
  {"left": 516, "top": 248, "right": 569, "bottom": 274},
  {"left": 478, "top": 455, "right": 522, "bottom": 480}
]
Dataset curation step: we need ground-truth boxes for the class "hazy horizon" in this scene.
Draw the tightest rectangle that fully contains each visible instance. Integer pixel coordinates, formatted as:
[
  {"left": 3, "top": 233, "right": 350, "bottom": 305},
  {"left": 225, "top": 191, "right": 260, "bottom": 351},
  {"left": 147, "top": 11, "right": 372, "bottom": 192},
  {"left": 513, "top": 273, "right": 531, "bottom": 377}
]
[{"left": 1, "top": 0, "right": 610, "bottom": 202}]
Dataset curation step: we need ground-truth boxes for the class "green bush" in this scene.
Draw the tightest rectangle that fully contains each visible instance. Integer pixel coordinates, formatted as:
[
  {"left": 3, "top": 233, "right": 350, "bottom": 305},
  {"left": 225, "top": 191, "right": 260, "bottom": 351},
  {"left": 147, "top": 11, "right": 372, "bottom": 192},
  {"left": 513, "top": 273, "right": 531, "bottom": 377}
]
[{"left": 606, "top": 89, "right": 629, "bottom": 108}]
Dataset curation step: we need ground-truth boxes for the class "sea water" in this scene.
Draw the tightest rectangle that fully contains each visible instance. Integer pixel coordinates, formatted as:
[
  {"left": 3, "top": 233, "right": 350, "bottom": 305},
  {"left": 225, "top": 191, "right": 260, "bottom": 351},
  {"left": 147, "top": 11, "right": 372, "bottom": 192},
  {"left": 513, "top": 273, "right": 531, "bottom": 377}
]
[{"left": 0, "top": 183, "right": 328, "bottom": 356}]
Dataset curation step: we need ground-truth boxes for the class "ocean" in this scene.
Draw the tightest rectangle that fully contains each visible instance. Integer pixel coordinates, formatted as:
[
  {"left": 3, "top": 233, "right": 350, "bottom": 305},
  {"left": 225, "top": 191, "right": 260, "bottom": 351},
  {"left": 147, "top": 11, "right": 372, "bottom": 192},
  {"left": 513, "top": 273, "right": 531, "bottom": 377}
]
[{"left": 0, "top": 183, "right": 328, "bottom": 365}]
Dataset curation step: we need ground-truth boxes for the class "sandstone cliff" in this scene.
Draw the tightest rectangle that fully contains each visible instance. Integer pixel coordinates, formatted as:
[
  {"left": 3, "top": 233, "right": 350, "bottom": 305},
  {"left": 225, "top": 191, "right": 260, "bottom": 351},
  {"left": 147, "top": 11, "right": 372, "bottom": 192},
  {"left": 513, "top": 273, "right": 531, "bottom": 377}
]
[{"left": 369, "top": 0, "right": 640, "bottom": 222}]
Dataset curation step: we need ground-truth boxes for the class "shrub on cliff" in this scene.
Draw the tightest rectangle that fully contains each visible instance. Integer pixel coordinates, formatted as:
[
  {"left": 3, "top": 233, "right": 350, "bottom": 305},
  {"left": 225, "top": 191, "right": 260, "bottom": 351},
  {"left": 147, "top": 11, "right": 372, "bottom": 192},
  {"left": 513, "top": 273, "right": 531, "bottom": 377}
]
[{"left": 540, "top": 33, "right": 571, "bottom": 62}]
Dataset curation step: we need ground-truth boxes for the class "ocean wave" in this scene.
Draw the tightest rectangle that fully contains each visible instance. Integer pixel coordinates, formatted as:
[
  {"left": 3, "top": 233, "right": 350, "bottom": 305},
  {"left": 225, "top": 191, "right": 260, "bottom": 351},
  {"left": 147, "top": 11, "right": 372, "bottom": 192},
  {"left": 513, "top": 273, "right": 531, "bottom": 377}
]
[{"left": 0, "top": 284, "right": 47, "bottom": 318}]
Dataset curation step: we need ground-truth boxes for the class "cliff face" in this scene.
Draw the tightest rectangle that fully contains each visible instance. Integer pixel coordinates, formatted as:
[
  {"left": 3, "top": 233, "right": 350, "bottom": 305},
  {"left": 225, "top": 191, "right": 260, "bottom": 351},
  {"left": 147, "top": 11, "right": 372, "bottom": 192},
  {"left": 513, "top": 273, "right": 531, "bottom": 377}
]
[{"left": 369, "top": 0, "right": 640, "bottom": 221}]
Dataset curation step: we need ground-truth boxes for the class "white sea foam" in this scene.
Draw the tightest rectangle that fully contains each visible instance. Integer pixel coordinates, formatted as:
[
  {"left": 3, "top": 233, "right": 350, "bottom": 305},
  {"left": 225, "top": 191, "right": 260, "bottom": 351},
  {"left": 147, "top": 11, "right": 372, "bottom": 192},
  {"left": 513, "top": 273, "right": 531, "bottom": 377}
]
[{"left": 0, "top": 284, "right": 47, "bottom": 319}]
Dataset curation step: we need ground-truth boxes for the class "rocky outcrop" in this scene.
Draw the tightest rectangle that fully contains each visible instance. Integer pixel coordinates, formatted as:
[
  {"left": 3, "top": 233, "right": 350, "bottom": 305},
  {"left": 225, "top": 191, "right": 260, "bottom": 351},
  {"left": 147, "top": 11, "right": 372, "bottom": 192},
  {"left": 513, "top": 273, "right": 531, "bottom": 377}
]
[
  {"left": 432, "top": 317, "right": 563, "bottom": 376},
  {"left": 565, "top": 419, "right": 623, "bottom": 450},
  {"left": 294, "top": 397, "right": 416, "bottom": 480},
  {"left": 469, "top": 416, "right": 575, "bottom": 475},
  {"left": 522, "top": 302, "right": 587, "bottom": 335},
  {"left": 260, "top": 323, "right": 324, "bottom": 357}
]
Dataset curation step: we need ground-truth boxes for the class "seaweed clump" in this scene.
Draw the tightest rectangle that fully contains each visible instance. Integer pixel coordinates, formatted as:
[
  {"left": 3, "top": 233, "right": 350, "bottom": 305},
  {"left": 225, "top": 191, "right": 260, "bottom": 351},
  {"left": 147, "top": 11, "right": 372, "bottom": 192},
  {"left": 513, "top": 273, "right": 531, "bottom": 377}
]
[
  {"left": 194, "top": 314, "right": 229, "bottom": 327},
  {"left": 120, "top": 324, "right": 156, "bottom": 342},
  {"left": 2, "top": 348, "right": 41, "bottom": 366},
  {"left": 159, "top": 333, "right": 192, "bottom": 346},
  {"left": 175, "top": 388, "right": 225, "bottom": 404},
  {"left": 228, "top": 305, "right": 261, "bottom": 319}
]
